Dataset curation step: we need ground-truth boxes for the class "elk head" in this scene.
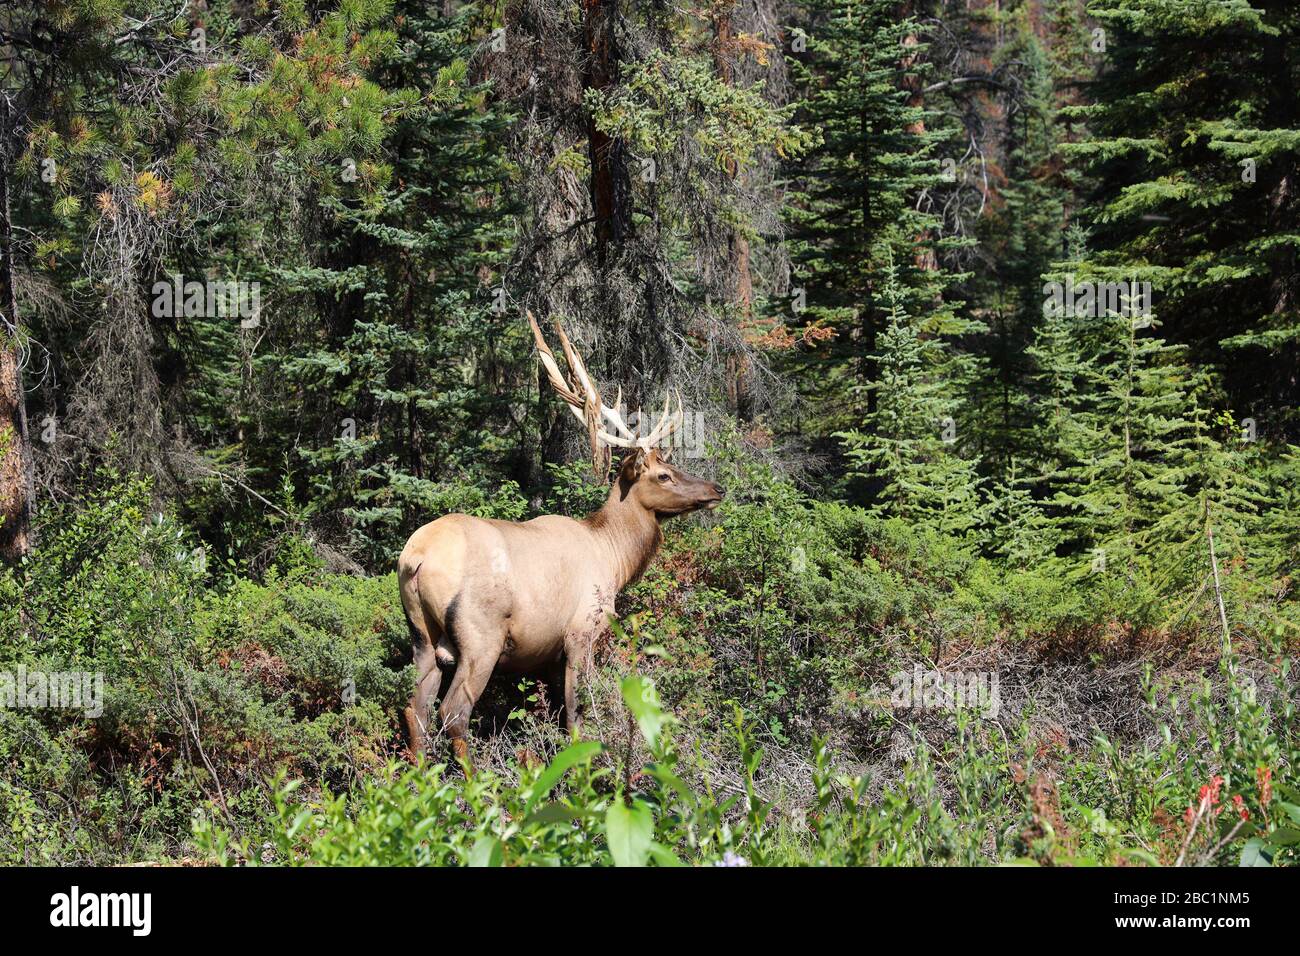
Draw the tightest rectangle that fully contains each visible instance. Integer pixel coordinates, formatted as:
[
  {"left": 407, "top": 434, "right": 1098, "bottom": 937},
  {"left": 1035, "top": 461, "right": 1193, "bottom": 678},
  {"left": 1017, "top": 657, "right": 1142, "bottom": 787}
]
[
  {"left": 614, "top": 445, "right": 725, "bottom": 518},
  {"left": 529, "top": 311, "right": 724, "bottom": 515}
]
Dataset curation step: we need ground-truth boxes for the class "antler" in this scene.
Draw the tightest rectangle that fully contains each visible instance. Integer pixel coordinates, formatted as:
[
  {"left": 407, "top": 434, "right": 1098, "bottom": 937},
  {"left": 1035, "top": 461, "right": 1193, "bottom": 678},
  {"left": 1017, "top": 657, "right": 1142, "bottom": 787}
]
[
  {"left": 529, "top": 311, "right": 639, "bottom": 472},
  {"left": 529, "top": 311, "right": 684, "bottom": 471},
  {"left": 640, "top": 392, "right": 684, "bottom": 449}
]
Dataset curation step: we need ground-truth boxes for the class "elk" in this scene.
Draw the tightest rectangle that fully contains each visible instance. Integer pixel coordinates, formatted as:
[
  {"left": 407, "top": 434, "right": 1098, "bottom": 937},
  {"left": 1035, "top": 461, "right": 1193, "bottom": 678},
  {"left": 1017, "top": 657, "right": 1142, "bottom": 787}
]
[{"left": 398, "top": 312, "right": 725, "bottom": 764}]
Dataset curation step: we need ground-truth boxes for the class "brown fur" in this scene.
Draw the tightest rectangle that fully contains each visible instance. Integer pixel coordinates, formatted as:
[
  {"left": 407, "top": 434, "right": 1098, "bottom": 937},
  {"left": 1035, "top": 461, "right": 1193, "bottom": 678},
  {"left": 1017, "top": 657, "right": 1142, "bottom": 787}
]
[{"left": 399, "top": 448, "right": 723, "bottom": 765}]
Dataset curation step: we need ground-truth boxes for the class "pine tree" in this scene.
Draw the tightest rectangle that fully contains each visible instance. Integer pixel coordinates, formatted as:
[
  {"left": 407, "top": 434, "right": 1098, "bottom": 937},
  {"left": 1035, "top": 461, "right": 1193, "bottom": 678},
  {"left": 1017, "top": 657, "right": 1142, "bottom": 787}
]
[
  {"left": 838, "top": 259, "right": 981, "bottom": 536},
  {"left": 240, "top": 4, "right": 518, "bottom": 562},
  {"left": 11, "top": 0, "right": 414, "bottom": 520}
]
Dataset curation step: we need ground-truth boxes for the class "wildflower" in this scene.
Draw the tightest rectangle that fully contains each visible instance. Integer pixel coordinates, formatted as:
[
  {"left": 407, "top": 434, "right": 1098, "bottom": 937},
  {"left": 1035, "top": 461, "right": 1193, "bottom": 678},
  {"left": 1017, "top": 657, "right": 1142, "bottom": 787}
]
[
  {"left": 1232, "top": 794, "right": 1249, "bottom": 822},
  {"left": 1257, "top": 766, "right": 1272, "bottom": 807},
  {"left": 713, "top": 851, "right": 749, "bottom": 867},
  {"left": 1198, "top": 775, "right": 1225, "bottom": 814}
]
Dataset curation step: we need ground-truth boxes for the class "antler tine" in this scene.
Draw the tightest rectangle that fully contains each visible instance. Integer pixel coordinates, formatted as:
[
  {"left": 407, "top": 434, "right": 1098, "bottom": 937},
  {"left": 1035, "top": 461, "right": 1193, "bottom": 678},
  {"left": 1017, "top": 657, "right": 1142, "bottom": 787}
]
[
  {"left": 550, "top": 316, "right": 638, "bottom": 441},
  {"left": 603, "top": 386, "right": 636, "bottom": 440},
  {"left": 552, "top": 318, "right": 600, "bottom": 408},
  {"left": 598, "top": 429, "right": 640, "bottom": 448},
  {"left": 528, "top": 311, "right": 587, "bottom": 426},
  {"left": 642, "top": 390, "right": 683, "bottom": 449},
  {"left": 531, "top": 311, "right": 642, "bottom": 473},
  {"left": 648, "top": 393, "right": 672, "bottom": 444},
  {"left": 668, "top": 391, "right": 684, "bottom": 439}
]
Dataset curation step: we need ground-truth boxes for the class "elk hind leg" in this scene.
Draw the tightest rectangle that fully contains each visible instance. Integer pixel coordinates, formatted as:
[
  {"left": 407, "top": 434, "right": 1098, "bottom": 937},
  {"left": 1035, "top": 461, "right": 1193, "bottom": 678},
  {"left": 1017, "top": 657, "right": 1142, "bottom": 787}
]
[
  {"left": 401, "top": 567, "right": 445, "bottom": 756},
  {"left": 404, "top": 640, "right": 444, "bottom": 756},
  {"left": 439, "top": 652, "right": 495, "bottom": 772}
]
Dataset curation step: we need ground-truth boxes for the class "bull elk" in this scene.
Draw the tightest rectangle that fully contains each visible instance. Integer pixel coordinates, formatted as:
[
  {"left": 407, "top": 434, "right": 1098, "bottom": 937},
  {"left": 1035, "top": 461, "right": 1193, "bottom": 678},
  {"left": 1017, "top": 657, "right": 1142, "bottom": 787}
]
[{"left": 398, "top": 312, "right": 725, "bottom": 763}]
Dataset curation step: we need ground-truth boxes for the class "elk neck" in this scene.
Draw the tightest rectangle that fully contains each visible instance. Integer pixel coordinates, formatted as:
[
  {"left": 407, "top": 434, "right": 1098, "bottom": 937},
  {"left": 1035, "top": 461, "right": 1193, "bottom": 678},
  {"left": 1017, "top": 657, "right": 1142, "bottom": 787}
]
[{"left": 583, "top": 484, "right": 663, "bottom": 590}]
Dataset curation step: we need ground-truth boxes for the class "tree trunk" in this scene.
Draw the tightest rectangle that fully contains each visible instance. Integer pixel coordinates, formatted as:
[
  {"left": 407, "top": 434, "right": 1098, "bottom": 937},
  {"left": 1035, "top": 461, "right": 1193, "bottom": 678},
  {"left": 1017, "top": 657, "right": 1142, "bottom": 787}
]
[
  {"left": 713, "top": 2, "right": 757, "bottom": 422},
  {"left": 0, "top": 153, "right": 34, "bottom": 562},
  {"left": 582, "top": 0, "right": 631, "bottom": 263}
]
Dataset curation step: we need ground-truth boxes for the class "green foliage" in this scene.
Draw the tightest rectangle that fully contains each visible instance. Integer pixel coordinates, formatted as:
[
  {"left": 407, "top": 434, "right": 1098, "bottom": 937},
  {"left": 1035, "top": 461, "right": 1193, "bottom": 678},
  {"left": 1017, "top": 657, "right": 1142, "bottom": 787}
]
[
  {"left": 0, "top": 475, "right": 408, "bottom": 863},
  {"left": 2, "top": 464, "right": 1296, "bottom": 866},
  {"left": 786, "top": 0, "right": 975, "bottom": 439},
  {"left": 6, "top": 0, "right": 1300, "bottom": 874},
  {"left": 1070, "top": 0, "right": 1300, "bottom": 432},
  {"left": 838, "top": 261, "right": 982, "bottom": 537}
]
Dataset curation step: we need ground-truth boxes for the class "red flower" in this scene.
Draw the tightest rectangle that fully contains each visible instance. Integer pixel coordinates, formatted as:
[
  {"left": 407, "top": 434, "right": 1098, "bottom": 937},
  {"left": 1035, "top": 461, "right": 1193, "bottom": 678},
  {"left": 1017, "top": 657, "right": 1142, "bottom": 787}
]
[
  {"left": 1232, "top": 794, "right": 1249, "bottom": 822},
  {"left": 1257, "top": 767, "right": 1273, "bottom": 807}
]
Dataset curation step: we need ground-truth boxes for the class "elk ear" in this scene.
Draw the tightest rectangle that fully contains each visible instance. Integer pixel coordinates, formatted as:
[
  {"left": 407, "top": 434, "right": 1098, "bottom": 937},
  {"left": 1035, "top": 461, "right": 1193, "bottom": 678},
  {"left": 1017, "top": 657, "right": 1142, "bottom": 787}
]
[
  {"left": 618, "top": 449, "right": 645, "bottom": 481},
  {"left": 658, "top": 445, "right": 673, "bottom": 463}
]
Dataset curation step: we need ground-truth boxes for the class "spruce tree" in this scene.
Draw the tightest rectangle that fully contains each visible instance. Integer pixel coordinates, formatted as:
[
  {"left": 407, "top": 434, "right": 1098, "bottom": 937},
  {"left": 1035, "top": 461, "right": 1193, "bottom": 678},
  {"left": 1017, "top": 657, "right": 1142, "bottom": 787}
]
[
  {"left": 786, "top": 0, "right": 971, "bottom": 439},
  {"left": 1070, "top": 0, "right": 1300, "bottom": 436},
  {"left": 1041, "top": 307, "right": 1194, "bottom": 578},
  {"left": 961, "top": 2, "right": 1072, "bottom": 473},
  {"left": 838, "top": 259, "right": 981, "bottom": 536},
  {"left": 243, "top": 4, "right": 518, "bottom": 562},
  {"left": 1151, "top": 392, "right": 1265, "bottom": 591}
]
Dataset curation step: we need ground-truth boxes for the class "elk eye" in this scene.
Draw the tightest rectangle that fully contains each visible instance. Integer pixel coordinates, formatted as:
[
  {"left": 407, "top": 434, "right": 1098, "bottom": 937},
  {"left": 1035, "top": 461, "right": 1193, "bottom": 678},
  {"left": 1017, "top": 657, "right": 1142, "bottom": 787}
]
[{"left": 657, "top": 472, "right": 671, "bottom": 482}]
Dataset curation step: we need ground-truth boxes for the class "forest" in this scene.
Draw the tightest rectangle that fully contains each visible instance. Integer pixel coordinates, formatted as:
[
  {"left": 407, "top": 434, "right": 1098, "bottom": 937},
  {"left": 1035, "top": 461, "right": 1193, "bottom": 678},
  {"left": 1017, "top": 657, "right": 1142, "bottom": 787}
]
[{"left": 0, "top": 0, "right": 1297, "bottom": 868}]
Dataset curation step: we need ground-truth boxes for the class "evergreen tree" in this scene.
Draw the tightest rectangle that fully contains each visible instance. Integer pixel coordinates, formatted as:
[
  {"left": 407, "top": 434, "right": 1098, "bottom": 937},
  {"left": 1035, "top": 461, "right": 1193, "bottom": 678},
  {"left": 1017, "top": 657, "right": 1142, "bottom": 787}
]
[
  {"left": 1069, "top": 0, "right": 1300, "bottom": 436},
  {"left": 786, "top": 0, "right": 973, "bottom": 441},
  {"left": 1152, "top": 394, "right": 1265, "bottom": 590},
  {"left": 1038, "top": 307, "right": 1194, "bottom": 578},
  {"left": 980, "top": 458, "right": 1059, "bottom": 567},
  {"left": 1259, "top": 445, "right": 1300, "bottom": 581},
  {"left": 838, "top": 259, "right": 981, "bottom": 536},
  {"left": 243, "top": 5, "right": 519, "bottom": 562},
  {"left": 10, "top": 0, "right": 414, "bottom": 518},
  {"left": 961, "top": 2, "right": 1072, "bottom": 473}
]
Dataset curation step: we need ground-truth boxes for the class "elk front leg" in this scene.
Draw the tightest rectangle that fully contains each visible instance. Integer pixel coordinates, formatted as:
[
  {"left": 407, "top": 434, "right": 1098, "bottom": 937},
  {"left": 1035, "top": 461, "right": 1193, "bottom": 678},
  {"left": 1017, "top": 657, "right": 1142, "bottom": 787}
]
[
  {"left": 562, "top": 612, "right": 604, "bottom": 736},
  {"left": 563, "top": 656, "right": 582, "bottom": 736}
]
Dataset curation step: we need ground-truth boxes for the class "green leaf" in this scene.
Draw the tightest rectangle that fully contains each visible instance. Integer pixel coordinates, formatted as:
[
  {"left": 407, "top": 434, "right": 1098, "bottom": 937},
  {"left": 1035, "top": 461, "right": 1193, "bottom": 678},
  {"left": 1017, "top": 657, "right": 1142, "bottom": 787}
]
[
  {"left": 620, "top": 675, "right": 672, "bottom": 747},
  {"left": 647, "top": 842, "right": 684, "bottom": 867},
  {"left": 468, "top": 835, "right": 503, "bottom": 867},
  {"left": 1266, "top": 827, "right": 1300, "bottom": 847},
  {"left": 523, "top": 803, "right": 598, "bottom": 826},
  {"left": 1274, "top": 801, "right": 1300, "bottom": 826},
  {"left": 645, "top": 763, "right": 694, "bottom": 806},
  {"left": 1118, "top": 848, "right": 1161, "bottom": 866},
  {"left": 605, "top": 798, "right": 654, "bottom": 867},
  {"left": 1239, "top": 838, "right": 1272, "bottom": 867},
  {"left": 524, "top": 741, "right": 603, "bottom": 813}
]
